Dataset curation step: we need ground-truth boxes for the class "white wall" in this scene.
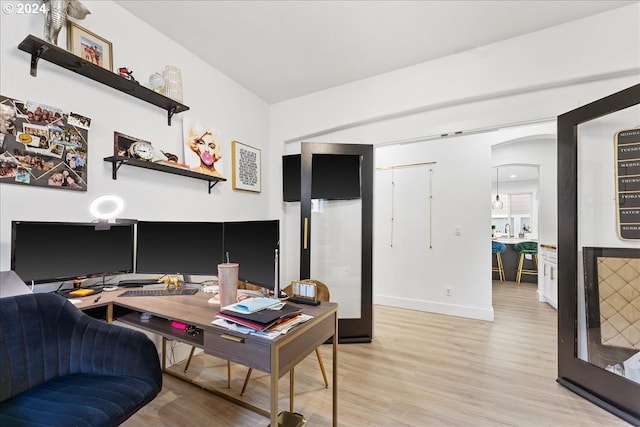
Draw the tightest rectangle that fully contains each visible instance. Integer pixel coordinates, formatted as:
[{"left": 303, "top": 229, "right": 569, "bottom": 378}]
[
  {"left": 270, "top": 4, "right": 640, "bottom": 321},
  {"left": 0, "top": 1, "right": 271, "bottom": 272},
  {"left": 372, "top": 134, "right": 494, "bottom": 320}
]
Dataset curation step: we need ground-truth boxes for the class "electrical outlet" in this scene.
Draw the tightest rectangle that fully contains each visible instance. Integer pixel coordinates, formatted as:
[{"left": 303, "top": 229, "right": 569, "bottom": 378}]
[{"left": 455, "top": 226, "right": 462, "bottom": 236}]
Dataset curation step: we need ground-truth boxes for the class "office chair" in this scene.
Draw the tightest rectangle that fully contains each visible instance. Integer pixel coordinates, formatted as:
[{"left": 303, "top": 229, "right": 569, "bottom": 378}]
[{"left": 240, "top": 279, "right": 330, "bottom": 395}]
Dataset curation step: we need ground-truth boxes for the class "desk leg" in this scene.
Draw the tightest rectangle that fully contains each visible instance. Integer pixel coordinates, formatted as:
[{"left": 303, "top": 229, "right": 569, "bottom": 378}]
[
  {"left": 270, "top": 345, "right": 278, "bottom": 427},
  {"left": 290, "top": 367, "right": 295, "bottom": 412},
  {"left": 333, "top": 311, "right": 338, "bottom": 427},
  {"left": 162, "top": 337, "right": 167, "bottom": 371},
  {"left": 106, "top": 303, "right": 113, "bottom": 323}
]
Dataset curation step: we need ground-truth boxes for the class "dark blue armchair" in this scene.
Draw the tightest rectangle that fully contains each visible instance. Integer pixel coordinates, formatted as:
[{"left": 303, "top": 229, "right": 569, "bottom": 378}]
[{"left": 0, "top": 293, "right": 162, "bottom": 427}]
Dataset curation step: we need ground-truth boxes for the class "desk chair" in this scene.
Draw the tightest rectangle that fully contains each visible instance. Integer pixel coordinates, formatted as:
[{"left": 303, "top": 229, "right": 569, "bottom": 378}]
[
  {"left": 0, "top": 293, "right": 161, "bottom": 426},
  {"left": 240, "top": 279, "right": 331, "bottom": 396},
  {"left": 514, "top": 241, "right": 538, "bottom": 285},
  {"left": 492, "top": 241, "right": 506, "bottom": 282}
]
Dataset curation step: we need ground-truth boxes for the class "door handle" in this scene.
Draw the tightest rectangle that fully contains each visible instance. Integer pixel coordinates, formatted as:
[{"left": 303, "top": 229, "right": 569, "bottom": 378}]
[{"left": 303, "top": 217, "right": 309, "bottom": 249}]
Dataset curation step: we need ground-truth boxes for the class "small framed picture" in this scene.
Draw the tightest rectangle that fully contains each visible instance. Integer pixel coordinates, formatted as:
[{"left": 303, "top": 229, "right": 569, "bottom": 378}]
[
  {"left": 114, "top": 131, "right": 155, "bottom": 161},
  {"left": 67, "top": 22, "right": 113, "bottom": 71},
  {"left": 231, "top": 140, "right": 261, "bottom": 192}
]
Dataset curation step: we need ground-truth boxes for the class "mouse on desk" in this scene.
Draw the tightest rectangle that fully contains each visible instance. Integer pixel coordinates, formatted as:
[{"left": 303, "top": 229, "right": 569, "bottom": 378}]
[{"left": 207, "top": 295, "right": 220, "bottom": 304}]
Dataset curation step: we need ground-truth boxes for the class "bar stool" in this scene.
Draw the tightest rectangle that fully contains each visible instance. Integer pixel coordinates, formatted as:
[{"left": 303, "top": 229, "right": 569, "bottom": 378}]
[
  {"left": 514, "top": 241, "right": 538, "bottom": 285},
  {"left": 492, "top": 241, "right": 506, "bottom": 282}
]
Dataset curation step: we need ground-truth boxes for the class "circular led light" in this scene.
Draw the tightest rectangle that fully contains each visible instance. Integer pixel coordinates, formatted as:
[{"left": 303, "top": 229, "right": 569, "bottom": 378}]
[{"left": 89, "top": 195, "right": 124, "bottom": 220}]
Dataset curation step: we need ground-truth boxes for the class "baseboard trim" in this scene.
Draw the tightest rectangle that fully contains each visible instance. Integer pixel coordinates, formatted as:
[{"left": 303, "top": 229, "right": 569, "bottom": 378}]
[{"left": 373, "top": 295, "right": 494, "bottom": 321}]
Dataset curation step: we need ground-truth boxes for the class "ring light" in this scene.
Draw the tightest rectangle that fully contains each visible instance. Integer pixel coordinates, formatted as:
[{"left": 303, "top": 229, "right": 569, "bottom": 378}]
[{"left": 89, "top": 195, "right": 124, "bottom": 220}]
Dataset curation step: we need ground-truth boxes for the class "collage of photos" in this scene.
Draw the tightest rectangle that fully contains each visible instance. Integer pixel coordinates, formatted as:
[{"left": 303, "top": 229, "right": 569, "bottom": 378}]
[{"left": 0, "top": 96, "right": 90, "bottom": 191}]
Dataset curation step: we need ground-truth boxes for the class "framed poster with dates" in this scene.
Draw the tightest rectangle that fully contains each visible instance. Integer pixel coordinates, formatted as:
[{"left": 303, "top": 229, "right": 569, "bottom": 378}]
[
  {"left": 0, "top": 95, "right": 89, "bottom": 191},
  {"left": 615, "top": 127, "right": 640, "bottom": 240}
]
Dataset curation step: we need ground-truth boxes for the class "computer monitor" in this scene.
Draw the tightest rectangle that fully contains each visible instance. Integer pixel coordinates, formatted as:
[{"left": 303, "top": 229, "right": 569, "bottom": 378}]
[
  {"left": 223, "top": 220, "right": 279, "bottom": 291},
  {"left": 135, "top": 221, "right": 224, "bottom": 276},
  {"left": 10, "top": 221, "right": 135, "bottom": 284}
]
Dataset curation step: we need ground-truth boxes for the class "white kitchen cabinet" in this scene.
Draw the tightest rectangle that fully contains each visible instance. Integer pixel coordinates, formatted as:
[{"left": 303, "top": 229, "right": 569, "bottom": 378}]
[{"left": 538, "top": 244, "right": 557, "bottom": 309}]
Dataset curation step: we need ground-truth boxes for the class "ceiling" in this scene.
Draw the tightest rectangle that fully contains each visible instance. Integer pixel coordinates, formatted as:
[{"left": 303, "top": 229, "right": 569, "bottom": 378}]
[
  {"left": 118, "top": 1, "right": 636, "bottom": 104},
  {"left": 492, "top": 165, "right": 538, "bottom": 184}
]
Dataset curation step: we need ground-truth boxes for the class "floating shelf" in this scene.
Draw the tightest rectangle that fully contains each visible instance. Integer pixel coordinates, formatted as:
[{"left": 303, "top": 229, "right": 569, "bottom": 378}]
[
  {"left": 104, "top": 156, "right": 225, "bottom": 193},
  {"left": 18, "top": 34, "right": 189, "bottom": 125}
]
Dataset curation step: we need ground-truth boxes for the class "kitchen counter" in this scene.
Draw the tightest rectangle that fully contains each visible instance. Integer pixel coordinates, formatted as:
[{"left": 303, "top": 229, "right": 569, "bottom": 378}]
[{"left": 495, "top": 237, "right": 538, "bottom": 244}]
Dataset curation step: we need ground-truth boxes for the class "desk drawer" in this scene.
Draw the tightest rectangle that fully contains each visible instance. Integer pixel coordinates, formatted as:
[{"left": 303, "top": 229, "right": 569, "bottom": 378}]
[{"left": 204, "top": 330, "right": 271, "bottom": 372}]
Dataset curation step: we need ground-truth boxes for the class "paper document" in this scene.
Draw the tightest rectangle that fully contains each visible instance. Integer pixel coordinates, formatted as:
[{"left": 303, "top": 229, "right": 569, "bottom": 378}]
[{"left": 223, "top": 297, "right": 282, "bottom": 314}]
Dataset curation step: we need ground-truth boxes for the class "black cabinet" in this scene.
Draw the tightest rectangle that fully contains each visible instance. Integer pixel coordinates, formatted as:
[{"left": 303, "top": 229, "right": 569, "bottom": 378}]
[{"left": 286, "top": 142, "right": 373, "bottom": 343}]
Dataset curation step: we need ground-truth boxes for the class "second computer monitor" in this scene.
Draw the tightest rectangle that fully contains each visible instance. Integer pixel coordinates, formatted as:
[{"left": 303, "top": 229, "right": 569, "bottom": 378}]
[
  {"left": 223, "top": 220, "right": 279, "bottom": 291},
  {"left": 135, "top": 221, "right": 224, "bottom": 276}
]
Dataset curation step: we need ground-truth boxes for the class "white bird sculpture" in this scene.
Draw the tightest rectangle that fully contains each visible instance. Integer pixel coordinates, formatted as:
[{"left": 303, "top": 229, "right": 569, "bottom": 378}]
[{"left": 43, "top": 0, "right": 91, "bottom": 45}]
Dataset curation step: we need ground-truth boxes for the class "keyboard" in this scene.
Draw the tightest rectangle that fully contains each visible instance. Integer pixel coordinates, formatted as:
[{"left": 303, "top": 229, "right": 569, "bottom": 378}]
[
  {"left": 118, "top": 279, "right": 161, "bottom": 287},
  {"left": 118, "top": 288, "right": 199, "bottom": 297}
]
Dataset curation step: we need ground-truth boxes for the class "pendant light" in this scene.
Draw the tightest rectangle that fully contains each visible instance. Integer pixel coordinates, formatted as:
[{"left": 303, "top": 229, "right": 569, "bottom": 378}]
[{"left": 492, "top": 168, "right": 503, "bottom": 210}]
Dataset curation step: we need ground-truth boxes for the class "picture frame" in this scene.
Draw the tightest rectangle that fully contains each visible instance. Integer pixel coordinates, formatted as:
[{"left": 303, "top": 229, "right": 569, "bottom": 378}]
[
  {"left": 67, "top": 22, "right": 113, "bottom": 71},
  {"left": 231, "top": 140, "right": 261, "bottom": 192},
  {"left": 113, "top": 131, "right": 154, "bottom": 161}
]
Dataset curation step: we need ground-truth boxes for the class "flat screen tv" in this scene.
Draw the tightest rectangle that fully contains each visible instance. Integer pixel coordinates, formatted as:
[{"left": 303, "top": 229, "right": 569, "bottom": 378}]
[
  {"left": 11, "top": 221, "right": 135, "bottom": 284},
  {"left": 223, "top": 220, "right": 279, "bottom": 290},
  {"left": 283, "top": 153, "right": 362, "bottom": 202},
  {"left": 135, "top": 221, "right": 224, "bottom": 276}
]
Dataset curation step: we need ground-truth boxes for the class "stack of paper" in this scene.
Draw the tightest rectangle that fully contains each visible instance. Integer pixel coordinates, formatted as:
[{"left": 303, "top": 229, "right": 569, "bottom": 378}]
[
  {"left": 222, "top": 297, "right": 282, "bottom": 314},
  {"left": 215, "top": 299, "right": 302, "bottom": 332}
]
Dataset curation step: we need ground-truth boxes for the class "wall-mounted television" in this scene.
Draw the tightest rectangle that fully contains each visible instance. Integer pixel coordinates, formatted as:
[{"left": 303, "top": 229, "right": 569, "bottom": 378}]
[
  {"left": 282, "top": 153, "right": 362, "bottom": 202},
  {"left": 223, "top": 220, "right": 279, "bottom": 290},
  {"left": 135, "top": 221, "right": 224, "bottom": 276},
  {"left": 11, "top": 221, "right": 135, "bottom": 284}
]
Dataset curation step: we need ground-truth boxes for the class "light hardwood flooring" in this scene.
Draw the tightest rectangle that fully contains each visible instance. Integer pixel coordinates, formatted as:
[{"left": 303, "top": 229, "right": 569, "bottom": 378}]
[{"left": 123, "top": 282, "right": 629, "bottom": 426}]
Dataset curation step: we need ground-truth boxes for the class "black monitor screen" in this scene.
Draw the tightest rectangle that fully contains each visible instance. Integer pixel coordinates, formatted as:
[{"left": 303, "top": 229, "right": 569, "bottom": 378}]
[
  {"left": 11, "top": 221, "right": 134, "bottom": 284},
  {"left": 224, "top": 220, "right": 279, "bottom": 290},
  {"left": 283, "top": 154, "right": 361, "bottom": 201},
  {"left": 135, "top": 221, "right": 224, "bottom": 275}
]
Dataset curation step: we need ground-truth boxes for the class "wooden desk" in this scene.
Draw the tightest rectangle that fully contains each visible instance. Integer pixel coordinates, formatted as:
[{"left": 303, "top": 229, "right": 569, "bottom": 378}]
[{"left": 75, "top": 289, "right": 338, "bottom": 427}]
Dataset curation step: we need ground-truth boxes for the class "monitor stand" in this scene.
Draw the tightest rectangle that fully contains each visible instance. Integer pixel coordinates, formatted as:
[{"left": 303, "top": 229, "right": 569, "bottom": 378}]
[{"left": 273, "top": 248, "right": 280, "bottom": 298}]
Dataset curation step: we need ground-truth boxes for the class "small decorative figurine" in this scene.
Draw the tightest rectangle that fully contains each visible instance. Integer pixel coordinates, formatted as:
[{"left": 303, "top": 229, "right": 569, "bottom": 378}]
[
  {"left": 161, "top": 150, "right": 179, "bottom": 163},
  {"left": 159, "top": 275, "right": 182, "bottom": 291},
  {"left": 43, "top": 0, "right": 91, "bottom": 45},
  {"left": 118, "top": 67, "right": 138, "bottom": 83}
]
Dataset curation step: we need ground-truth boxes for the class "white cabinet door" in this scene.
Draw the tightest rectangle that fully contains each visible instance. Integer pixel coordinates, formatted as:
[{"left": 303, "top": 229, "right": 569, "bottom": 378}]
[{"left": 539, "top": 246, "right": 558, "bottom": 309}]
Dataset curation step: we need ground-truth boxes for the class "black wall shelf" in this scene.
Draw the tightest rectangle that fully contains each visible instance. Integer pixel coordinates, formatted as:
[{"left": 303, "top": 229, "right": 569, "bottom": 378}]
[
  {"left": 104, "top": 156, "right": 225, "bottom": 193},
  {"left": 18, "top": 34, "right": 189, "bottom": 126}
]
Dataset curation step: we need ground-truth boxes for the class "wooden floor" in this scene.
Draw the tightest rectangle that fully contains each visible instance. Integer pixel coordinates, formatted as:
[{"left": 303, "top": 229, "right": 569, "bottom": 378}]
[{"left": 123, "top": 282, "right": 629, "bottom": 426}]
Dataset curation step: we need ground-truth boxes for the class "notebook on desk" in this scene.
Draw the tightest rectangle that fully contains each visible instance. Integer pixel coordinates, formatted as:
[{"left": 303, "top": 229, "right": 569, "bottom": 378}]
[
  {"left": 223, "top": 297, "right": 281, "bottom": 314},
  {"left": 217, "top": 303, "right": 302, "bottom": 331}
]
